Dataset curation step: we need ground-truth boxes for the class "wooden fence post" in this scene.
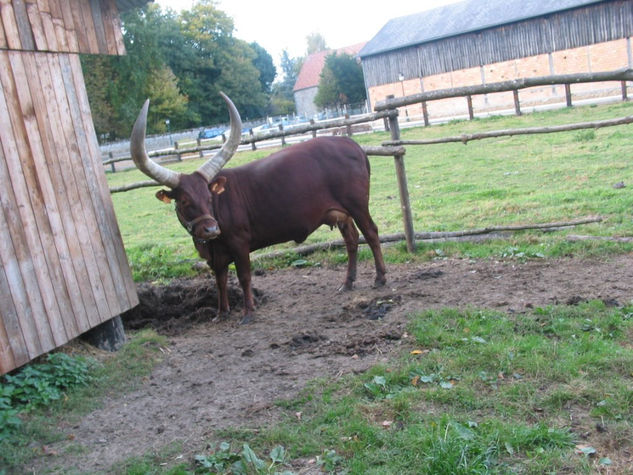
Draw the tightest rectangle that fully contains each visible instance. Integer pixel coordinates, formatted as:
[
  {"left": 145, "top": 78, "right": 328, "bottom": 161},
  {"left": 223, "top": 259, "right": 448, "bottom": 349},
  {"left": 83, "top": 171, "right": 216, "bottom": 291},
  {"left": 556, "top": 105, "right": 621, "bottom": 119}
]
[
  {"left": 174, "top": 141, "right": 182, "bottom": 161},
  {"left": 345, "top": 113, "right": 352, "bottom": 136},
  {"left": 108, "top": 152, "right": 115, "bottom": 173},
  {"left": 249, "top": 129, "right": 257, "bottom": 150},
  {"left": 513, "top": 90, "right": 522, "bottom": 115},
  {"left": 466, "top": 95, "right": 474, "bottom": 120},
  {"left": 388, "top": 110, "right": 416, "bottom": 253},
  {"left": 621, "top": 81, "right": 628, "bottom": 101},
  {"left": 565, "top": 84, "right": 572, "bottom": 107},
  {"left": 422, "top": 101, "right": 429, "bottom": 126},
  {"left": 310, "top": 119, "right": 317, "bottom": 138},
  {"left": 279, "top": 124, "right": 286, "bottom": 146},
  {"left": 197, "top": 137, "right": 204, "bottom": 158}
]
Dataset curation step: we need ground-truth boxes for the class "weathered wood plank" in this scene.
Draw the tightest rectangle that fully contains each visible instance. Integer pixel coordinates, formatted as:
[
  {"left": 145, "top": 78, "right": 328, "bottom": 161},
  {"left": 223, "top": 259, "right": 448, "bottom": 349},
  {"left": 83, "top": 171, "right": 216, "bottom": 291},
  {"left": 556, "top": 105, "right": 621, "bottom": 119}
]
[
  {"left": 8, "top": 51, "right": 72, "bottom": 346},
  {"left": 24, "top": 0, "right": 47, "bottom": 50},
  {"left": 79, "top": 0, "right": 99, "bottom": 53},
  {"left": 11, "top": 0, "right": 35, "bottom": 49},
  {"left": 0, "top": 51, "right": 54, "bottom": 355},
  {"left": 108, "top": 0, "right": 125, "bottom": 55},
  {"left": 58, "top": 54, "right": 122, "bottom": 316},
  {"left": 69, "top": 0, "right": 88, "bottom": 53},
  {"left": 36, "top": 0, "right": 58, "bottom": 51},
  {"left": 89, "top": 0, "right": 107, "bottom": 53},
  {"left": 1, "top": 0, "right": 22, "bottom": 50},
  {"left": 35, "top": 52, "right": 98, "bottom": 333},
  {"left": 58, "top": 0, "right": 77, "bottom": 52},
  {"left": 25, "top": 51, "right": 98, "bottom": 335},
  {"left": 0, "top": 262, "right": 18, "bottom": 374},
  {"left": 68, "top": 54, "right": 138, "bottom": 310},
  {"left": 47, "top": 53, "right": 113, "bottom": 327},
  {"left": 99, "top": 0, "right": 117, "bottom": 55},
  {"left": 0, "top": 4, "right": 6, "bottom": 48}
]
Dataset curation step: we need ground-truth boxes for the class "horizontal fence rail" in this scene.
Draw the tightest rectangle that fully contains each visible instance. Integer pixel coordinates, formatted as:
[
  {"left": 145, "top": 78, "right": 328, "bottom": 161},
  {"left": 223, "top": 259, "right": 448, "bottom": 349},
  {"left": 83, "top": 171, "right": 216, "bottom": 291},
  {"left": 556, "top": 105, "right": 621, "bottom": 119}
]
[
  {"left": 374, "top": 68, "right": 633, "bottom": 111},
  {"left": 383, "top": 115, "right": 633, "bottom": 146}
]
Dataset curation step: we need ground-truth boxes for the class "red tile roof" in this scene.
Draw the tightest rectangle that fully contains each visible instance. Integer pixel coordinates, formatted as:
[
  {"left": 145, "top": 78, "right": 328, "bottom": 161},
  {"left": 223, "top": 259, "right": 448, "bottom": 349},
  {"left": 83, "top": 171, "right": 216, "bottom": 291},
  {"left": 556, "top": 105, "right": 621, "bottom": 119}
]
[{"left": 293, "top": 42, "right": 366, "bottom": 92}]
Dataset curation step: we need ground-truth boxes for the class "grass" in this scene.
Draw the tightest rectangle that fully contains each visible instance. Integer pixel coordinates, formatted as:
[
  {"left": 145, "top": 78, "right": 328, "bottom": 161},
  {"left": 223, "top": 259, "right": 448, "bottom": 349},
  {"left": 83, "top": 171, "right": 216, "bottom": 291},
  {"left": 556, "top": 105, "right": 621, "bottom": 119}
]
[
  {"left": 190, "top": 301, "right": 633, "bottom": 474},
  {"left": 107, "top": 100, "right": 633, "bottom": 281},
  {"left": 0, "top": 329, "right": 167, "bottom": 470}
]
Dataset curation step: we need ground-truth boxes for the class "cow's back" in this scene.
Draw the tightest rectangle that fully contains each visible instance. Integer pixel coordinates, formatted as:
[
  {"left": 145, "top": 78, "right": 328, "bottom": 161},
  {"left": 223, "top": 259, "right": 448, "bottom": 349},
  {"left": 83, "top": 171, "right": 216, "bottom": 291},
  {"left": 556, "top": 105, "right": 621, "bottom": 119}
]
[{"left": 216, "top": 136, "right": 371, "bottom": 249}]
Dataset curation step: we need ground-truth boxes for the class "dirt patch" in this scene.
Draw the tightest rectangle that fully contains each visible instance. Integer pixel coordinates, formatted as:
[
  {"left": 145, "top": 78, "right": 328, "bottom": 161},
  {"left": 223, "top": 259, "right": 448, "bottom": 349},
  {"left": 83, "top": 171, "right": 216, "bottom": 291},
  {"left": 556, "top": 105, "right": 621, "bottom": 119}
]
[{"left": 25, "top": 254, "right": 633, "bottom": 472}]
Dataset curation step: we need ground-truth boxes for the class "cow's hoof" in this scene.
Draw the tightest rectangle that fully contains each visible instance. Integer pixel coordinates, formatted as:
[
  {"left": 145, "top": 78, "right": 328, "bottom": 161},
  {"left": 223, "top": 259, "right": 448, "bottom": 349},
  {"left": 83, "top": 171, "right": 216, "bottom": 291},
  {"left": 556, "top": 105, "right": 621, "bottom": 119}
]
[
  {"left": 240, "top": 314, "right": 254, "bottom": 325},
  {"left": 373, "top": 276, "right": 387, "bottom": 288},
  {"left": 337, "top": 281, "right": 354, "bottom": 292},
  {"left": 212, "top": 311, "right": 230, "bottom": 322}
]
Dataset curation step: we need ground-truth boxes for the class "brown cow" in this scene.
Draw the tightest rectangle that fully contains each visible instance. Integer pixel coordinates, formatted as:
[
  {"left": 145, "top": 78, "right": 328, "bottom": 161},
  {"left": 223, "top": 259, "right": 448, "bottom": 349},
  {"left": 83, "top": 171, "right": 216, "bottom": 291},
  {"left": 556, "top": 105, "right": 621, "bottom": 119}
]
[{"left": 130, "top": 93, "right": 386, "bottom": 323}]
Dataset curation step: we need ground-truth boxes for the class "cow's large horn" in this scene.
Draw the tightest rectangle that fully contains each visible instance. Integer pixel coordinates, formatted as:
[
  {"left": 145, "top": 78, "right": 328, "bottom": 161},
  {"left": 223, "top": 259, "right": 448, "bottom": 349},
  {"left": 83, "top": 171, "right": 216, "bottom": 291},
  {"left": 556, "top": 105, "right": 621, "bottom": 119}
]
[
  {"left": 196, "top": 92, "right": 242, "bottom": 182},
  {"left": 130, "top": 99, "right": 181, "bottom": 188}
]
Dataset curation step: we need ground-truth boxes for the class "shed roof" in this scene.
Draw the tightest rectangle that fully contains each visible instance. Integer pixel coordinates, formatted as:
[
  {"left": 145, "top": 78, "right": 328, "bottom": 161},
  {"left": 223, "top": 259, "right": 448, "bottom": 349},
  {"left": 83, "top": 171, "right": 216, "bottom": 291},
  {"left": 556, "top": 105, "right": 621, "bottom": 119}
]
[
  {"left": 294, "top": 43, "right": 365, "bottom": 92},
  {"left": 360, "top": 0, "right": 604, "bottom": 57}
]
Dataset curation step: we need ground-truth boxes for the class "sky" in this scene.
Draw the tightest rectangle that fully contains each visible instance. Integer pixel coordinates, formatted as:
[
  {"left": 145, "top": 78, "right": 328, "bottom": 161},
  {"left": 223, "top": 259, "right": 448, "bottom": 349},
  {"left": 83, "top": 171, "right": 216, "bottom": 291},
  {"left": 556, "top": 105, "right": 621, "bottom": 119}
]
[{"left": 154, "top": 0, "right": 462, "bottom": 71}]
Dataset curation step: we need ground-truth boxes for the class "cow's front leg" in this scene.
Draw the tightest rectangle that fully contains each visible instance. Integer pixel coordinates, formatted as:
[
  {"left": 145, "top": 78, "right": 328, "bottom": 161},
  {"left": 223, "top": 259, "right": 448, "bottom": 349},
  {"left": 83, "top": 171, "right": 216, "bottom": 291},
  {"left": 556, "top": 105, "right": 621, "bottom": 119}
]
[
  {"left": 234, "top": 251, "right": 255, "bottom": 324},
  {"left": 213, "top": 263, "right": 231, "bottom": 320}
]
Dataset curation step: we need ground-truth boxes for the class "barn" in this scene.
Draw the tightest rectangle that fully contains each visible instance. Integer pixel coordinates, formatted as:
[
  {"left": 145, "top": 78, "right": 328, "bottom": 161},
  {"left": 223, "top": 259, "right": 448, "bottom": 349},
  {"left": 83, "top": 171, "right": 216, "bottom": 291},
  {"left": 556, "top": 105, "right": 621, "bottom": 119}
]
[
  {"left": 359, "top": 0, "right": 633, "bottom": 119},
  {"left": 0, "top": 0, "right": 146, "bottom": 375}
]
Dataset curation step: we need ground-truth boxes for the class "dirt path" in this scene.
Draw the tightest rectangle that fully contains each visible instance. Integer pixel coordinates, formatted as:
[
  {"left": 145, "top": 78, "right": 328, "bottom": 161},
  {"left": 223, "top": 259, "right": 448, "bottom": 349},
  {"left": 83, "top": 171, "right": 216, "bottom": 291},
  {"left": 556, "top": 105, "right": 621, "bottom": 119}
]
[{"left": 28, "top": 254, "right": 633, "bottom": 473}]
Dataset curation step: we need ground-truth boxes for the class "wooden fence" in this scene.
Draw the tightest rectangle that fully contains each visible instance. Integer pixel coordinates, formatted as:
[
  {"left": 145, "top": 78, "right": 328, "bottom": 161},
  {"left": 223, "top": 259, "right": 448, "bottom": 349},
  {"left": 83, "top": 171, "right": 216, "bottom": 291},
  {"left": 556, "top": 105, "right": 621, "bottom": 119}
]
[{"left": 108, "top": 68, "right": 633, "bottom": 257}]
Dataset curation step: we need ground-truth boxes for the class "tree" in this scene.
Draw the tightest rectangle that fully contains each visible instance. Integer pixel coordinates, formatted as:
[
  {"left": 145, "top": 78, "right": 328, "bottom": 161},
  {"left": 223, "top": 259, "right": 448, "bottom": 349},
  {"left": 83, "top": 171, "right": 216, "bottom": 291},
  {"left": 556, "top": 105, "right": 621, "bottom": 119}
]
[
  {"left": 250, "top": 42, "right": 276, "bottom": 94},
  {"left": 306, "top": 32, "right": 327, "bottom": 54},
  {"left": 314, "top": 52, "right": 366, "bottom": 108}
]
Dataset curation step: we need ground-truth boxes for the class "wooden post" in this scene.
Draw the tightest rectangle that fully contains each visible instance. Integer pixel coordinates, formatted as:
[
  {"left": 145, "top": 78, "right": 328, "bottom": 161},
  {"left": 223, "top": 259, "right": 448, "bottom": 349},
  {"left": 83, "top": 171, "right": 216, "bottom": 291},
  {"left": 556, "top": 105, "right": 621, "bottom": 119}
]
[
  {"left": 81, "top": 315, "right": 126, "bottom": 352},
  {"left": 621, "top": 80, "right": 628, "bottom": 101},
  {"left": 249, "top": 129, "right": 257, "bottom": 150},
  {"left": 310, "top": 119, "right": 317, "bottom": 138},
  {"left": 388, "top": 111, "right": 416, "bottom": 253},
  {"left": 174, "top": 141, "right": 182, "bottom": 161},
  {"left": 466, "top": 95, "right": 474, "bottom": 120},
  {"left": 565, "top": 84, "right": 572, "bottom": 107},
  {"left": 513, "top": 90, "right": 522, "bottom": 115},
  {"left": 422, "top": 101, "right": 429, "bottom": 126},
  {"left": 108, "top": 152, "right": 115, "bottom": 173},
  {"left": 279, "top": 124, "right": 286, "bottom": 146},
  {"left": 345, "top": 113, "right": 352, "bottom": 136},
  {"left": 197, "top": 137, "right": 204, "bottom": 158}
]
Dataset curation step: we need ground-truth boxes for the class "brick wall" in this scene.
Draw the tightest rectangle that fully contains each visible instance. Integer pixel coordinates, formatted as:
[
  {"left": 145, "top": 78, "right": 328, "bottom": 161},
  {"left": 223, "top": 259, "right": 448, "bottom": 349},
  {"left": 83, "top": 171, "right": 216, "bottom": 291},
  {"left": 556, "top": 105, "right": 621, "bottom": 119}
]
[{"left": 367, "top": 38, "right": 632, "bottom": 120}]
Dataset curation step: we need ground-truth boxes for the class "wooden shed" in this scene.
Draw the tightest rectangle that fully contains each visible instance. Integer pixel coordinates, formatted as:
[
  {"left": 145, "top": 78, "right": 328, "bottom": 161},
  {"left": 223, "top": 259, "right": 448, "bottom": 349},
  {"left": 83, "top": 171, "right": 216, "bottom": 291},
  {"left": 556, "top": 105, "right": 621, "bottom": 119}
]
[
  {"left": 360, "top": 0, "right": 633, "bottom": 117},
  {"left": 0, "top": 0, "right": 147, "bottom": 375}
]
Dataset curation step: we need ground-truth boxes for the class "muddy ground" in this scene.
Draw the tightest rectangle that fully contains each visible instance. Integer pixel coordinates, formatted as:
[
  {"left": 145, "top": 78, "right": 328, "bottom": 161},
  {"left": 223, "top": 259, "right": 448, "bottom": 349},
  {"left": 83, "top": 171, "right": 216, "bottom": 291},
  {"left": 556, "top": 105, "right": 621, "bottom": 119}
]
[{"left": 27, "top": 253, "right": 633, "bottom": 473}]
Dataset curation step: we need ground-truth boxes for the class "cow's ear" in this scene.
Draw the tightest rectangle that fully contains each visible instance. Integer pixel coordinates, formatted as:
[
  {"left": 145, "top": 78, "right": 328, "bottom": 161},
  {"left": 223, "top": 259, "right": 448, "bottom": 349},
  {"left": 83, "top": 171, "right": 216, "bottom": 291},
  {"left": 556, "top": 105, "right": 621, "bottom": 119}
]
[
  {"left": 209, "top": 176, "right": 227, "bottom": 195},
  {"left": 156, "top": 189, "right": 173, "bottom": 204}
]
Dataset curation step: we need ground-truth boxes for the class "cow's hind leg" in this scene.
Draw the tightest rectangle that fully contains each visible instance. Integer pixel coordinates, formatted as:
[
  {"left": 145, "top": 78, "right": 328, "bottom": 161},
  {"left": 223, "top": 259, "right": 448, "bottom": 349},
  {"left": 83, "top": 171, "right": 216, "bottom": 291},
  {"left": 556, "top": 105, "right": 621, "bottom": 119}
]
[
  {"left": 337, "top": 215, "right": 359, "bottom": 291},
  {"left": 352, "top": 211, "right": 387, "bottom": 287},
  {"left": 324, "top": 210, "right": 359, "bottom": 291}
]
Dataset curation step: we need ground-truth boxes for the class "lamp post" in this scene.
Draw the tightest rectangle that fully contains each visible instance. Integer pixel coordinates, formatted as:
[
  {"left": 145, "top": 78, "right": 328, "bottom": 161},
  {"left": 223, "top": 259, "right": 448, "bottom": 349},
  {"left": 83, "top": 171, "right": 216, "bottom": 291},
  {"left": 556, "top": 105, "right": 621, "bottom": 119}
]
[
  {"left": 398, "top": 72, "right": 409, "bottom": 121},
  {"left": 165, "top": 118, "right": 172, "bottom": 145}
]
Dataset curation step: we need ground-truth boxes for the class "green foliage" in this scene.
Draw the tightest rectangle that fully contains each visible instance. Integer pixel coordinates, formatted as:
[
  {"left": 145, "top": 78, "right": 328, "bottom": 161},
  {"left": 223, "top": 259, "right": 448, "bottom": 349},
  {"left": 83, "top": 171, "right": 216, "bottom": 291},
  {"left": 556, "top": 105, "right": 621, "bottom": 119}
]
[
  {"left": 0, "top": 354, "right": 94, "bottom": 440},
  {"left": 195, "top": 442, "right": 291, "bottom": 474},
  {"left": 315, "top": 52, "right": 366, "bottom": 108},
  {"left": 84, "top": 2, "right": 276, "bottom": 139}
]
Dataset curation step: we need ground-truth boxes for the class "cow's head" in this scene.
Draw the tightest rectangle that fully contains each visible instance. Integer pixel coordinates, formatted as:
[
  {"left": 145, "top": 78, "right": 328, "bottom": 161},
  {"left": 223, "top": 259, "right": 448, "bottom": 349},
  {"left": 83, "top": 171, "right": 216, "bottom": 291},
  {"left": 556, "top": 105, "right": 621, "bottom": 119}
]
[{"left": 130, "top": 93, "right": 242, "bottom": 242}]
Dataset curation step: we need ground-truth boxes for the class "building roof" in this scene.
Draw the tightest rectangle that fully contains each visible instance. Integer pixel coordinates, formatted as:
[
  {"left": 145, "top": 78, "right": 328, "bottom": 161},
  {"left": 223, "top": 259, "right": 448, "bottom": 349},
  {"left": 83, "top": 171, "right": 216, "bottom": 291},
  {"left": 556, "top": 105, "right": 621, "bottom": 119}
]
[
  {"left": 359, "top": 0, "right": 604, "bottom": 57},
  {"left": 116, "top": 0, "right": 151, "bottom": 12},
  {"left": 293, "top": 43, "right": 365, "bottom": 92}
]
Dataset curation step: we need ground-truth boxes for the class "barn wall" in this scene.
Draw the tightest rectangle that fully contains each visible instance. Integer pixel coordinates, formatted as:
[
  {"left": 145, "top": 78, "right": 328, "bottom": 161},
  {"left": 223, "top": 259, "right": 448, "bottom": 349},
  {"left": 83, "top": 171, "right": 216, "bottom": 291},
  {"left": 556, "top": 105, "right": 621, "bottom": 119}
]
[
  {"left": 0, "top": 49, "right": 138, "bottom": 374},
  {"left": 366, "top": 37, "right": 632, "bottom": 121},
  {"left": 0, "top": 0, "right": 125, "bottom": 55},
  {"left": 362, "top": 0, "right": 633, "bottom": 88}
]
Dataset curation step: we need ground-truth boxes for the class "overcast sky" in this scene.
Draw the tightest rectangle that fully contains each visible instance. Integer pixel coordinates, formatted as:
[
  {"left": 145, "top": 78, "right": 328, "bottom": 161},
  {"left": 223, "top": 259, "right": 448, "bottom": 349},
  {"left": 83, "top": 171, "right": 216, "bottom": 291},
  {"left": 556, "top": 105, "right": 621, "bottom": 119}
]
[{"left": 154, "top": 0, "right": 462, "bottom": 70}]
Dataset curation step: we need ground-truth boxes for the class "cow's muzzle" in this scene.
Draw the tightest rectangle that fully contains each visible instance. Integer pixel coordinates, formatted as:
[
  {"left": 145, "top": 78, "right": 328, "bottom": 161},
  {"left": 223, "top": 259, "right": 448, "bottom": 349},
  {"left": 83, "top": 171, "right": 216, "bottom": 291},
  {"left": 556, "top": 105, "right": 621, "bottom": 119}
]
[{"left": 181, "top": 214, "right": 220, "bottom": 242}]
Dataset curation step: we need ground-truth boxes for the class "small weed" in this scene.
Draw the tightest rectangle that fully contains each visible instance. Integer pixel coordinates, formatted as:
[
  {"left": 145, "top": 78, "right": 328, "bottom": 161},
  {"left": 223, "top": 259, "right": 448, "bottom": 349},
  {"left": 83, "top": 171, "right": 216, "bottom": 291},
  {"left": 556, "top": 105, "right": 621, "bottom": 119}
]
[{"left": 195, "top": 442, "right": 291, "bottom": 474}]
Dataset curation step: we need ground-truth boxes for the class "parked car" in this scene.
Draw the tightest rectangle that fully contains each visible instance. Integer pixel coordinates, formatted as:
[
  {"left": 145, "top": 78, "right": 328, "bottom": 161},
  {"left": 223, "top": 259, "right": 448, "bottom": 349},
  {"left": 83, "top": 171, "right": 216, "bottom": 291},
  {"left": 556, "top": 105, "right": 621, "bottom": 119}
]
[{"left": 197, "top": 127, "right": 225, "bottom": 140}]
